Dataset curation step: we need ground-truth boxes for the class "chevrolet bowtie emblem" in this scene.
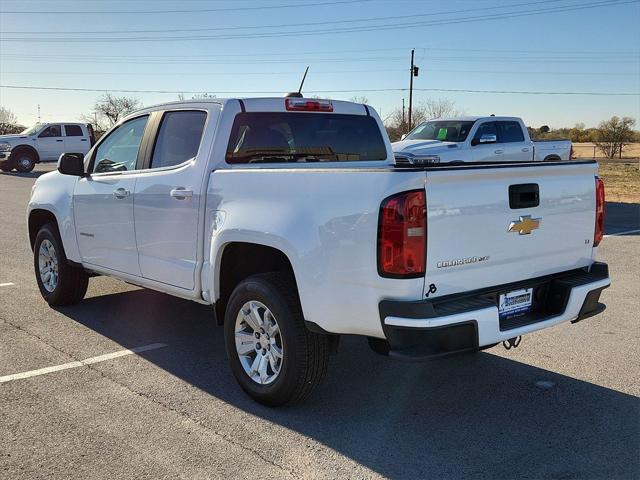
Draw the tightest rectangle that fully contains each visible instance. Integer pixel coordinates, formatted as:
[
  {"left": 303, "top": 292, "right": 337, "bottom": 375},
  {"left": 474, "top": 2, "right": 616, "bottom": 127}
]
[{"left": 508, "top": 215, "right": 541, "bottom": 235}]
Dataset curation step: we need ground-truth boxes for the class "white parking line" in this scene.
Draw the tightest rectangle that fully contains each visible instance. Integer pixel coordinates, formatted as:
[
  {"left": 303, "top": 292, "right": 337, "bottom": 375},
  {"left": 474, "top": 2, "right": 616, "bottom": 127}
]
[
  {"left": 604, "top": 229, "right": 640, "bottom": 238},
  {"left": 0, "top": 343, "right": 167, "bottom": 384},
  {"left": 0, "top": 282, "right": 15, "bottom": 287}
]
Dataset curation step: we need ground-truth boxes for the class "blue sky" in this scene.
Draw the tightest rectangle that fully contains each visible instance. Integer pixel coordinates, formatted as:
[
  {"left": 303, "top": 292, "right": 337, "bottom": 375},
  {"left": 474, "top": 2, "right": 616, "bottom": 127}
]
[{"left": 1, "top": 0, "right": 639, "bottom": 128}]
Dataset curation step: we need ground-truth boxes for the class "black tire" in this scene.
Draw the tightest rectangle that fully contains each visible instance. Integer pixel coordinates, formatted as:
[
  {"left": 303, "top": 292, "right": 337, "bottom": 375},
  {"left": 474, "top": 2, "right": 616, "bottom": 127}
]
[
  {"left": 224, "top": 273, "right": 329, "bottom": 406},
  {"left": 34, "top": 223, "right": 89, "bottom": 306},
  {"left": 13, "top": 151, "right": 36, "bottom": 173},
  {"left": 0, "top": 163, "right": 12, "bottom": 172}
]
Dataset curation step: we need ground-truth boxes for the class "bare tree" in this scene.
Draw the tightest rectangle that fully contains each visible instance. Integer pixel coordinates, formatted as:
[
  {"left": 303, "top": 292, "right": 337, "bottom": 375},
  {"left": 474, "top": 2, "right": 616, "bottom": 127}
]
[
  {"left": 82, "top": 93, "right": 142, "bottom": 133},
  {"left": 0, "top": 106, "right": 24, "bottom": 134},
  {"left": 192, "top": 92, "right": 217, "bottom": 100},
  {"left": 595, "top": 116, "right": 636, "bottom": 158},
  {"left": 421, "top": 98, "right": 461, "bottom": 120},
  {"left": 349, "top": 96, "right": 369, "bottom": 105},
  {"left": 384, "top": 98, "right": 460, "bottom": 141}
]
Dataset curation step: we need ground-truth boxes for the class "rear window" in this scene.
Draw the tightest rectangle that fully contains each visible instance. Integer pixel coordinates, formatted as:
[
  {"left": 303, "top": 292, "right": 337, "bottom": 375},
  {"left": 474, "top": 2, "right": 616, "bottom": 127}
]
[{"left": 226, "top": 112, "right": 387, "bottom": 164}]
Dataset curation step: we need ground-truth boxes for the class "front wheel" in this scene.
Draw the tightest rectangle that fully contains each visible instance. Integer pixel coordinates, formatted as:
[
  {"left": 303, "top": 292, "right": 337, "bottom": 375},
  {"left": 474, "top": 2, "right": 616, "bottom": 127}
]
[
  {"left": 14, "top": 151, "right": 36, "bottom": 173},
  {"left": 224, "top": 273, "right": 330, "bottom": 406},
  {"left": 34, "top": 224, "right": 89, "bottom": 306}
]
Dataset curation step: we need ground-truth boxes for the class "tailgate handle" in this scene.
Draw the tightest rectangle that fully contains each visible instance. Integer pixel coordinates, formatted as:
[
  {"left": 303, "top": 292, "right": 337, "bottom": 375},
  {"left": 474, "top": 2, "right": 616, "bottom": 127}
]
[{"left": 509, "top": 183, "right": 539, "bottom": 209}]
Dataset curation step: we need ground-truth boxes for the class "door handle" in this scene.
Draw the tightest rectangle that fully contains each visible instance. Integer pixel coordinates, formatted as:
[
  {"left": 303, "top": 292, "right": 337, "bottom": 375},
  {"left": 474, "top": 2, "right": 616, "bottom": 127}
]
[
  {"left": 522, "top": 148, "right": 529, "bottom": 152},
  {"left": 494, "top": 149, "right": 504, "bottom": 154},
  {"left": 170, "top": 188, "right": 193, "bottom": 199},
  {"left": 113, "top": 188, "right": 130, "bottom": 199},
  {"left": 56, "top": 139, "right": 63, "bottom": 142}
]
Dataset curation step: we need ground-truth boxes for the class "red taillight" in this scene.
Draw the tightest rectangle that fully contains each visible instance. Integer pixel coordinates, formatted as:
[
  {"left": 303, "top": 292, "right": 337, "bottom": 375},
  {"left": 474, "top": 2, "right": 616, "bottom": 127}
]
[
  {"left": 285, "top": 98, "right": 333, "bottom": 112},
  {"left": 594, "top": 177, "right": 605, "bottom": 247},
  {"left": 378, "top": 190, "right": 426, "bottom": 278}
]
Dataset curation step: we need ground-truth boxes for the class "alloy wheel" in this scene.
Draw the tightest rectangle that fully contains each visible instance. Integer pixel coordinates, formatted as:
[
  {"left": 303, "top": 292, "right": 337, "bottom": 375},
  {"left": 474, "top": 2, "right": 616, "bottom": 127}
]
[
  {"left": 234, "top": 300, "right": 284, "bottom": 385},
  {"left": 38, "top": 239, "right": 58, "bottom": 292}
]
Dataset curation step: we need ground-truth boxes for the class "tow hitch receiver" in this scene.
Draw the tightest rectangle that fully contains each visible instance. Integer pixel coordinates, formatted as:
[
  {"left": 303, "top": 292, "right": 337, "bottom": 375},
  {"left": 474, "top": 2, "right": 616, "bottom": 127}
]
[{"left": 503, "top": 336, "right": 522, "bottom": 350}]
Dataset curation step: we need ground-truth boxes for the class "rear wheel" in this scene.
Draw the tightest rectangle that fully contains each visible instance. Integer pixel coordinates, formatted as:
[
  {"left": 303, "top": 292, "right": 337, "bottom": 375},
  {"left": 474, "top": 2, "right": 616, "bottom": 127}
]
[
  {"left": 14, "top": 151, "right": 36, "bottom": 173},
  {"left": 34, "top": 223, "right": 88, "bottom": 306},
  {"left": 224, "top": 273, "right": 330, "bottom": 406}
]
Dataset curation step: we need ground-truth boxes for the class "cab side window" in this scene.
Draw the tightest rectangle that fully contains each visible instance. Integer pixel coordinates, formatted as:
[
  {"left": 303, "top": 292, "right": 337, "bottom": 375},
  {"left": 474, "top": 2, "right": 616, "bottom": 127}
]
[
  {"left": 498, "top": 121, "right": 525, "bottom": 143},
  {"left": 38, "top": 125, "right": 62, "bottom": 138},
  {"left": 93, "top": 116, "right": 148, "bottom": 173},
  {"left": 64, "top": 125, "right": 83, "bottom": 137},
  {"left": 150, "top": 111, "right": 207, "bottom": 169},
  {"left": 472, "top": 122, "right": 498, "bottom": 142}
]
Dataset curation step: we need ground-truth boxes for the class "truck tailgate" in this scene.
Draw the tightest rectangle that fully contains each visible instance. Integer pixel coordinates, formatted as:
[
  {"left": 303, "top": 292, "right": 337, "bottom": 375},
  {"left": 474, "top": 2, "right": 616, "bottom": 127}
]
[{"left": 423, "top": 161, "right": 597, "bottom": 298}]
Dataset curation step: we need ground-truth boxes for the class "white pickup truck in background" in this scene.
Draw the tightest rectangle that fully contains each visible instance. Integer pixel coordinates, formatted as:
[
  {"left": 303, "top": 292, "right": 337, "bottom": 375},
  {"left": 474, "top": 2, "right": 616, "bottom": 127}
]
[
  {"left": 393, "top": 116, "right": 572, "bottom": 164},
  {"left": 27, "top": 98, "right": 608, "bottom": 406},
  {"left": 0, "top": 122, "right": 95, "bottom": 173}
]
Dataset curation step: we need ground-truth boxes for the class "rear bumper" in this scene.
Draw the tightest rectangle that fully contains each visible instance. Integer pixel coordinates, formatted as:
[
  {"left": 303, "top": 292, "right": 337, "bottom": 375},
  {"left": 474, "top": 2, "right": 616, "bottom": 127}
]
[{"left": 378, "top": 262, "right": 610, "bottom": 361}]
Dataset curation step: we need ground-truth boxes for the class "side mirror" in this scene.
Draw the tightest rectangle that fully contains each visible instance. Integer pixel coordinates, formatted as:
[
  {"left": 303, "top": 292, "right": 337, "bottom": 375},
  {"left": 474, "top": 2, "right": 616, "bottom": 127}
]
[
  {"left": 58, "top": 153, "right": 85, "bottom": 176},
  {"left": 400, "top": 134, "right": 407, "bottom": 141}
]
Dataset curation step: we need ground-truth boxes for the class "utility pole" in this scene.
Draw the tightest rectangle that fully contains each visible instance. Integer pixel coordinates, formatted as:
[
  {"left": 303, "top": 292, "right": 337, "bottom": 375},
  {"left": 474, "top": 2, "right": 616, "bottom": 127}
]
[
  {"left": 402, "top": 98, "right": 405, "bottom": 130},
  {"left": 408, "top": 49, "right": 414, "bottom": 131},
  {"left": 408, "top": 49, "right": 419, "bottom": 131}
]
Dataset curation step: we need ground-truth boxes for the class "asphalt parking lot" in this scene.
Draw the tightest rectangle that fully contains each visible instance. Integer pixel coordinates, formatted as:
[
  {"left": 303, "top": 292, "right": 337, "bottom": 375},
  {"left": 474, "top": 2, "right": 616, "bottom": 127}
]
[{"left": 1, "top": 164, "right": 639, "bottom": 479}]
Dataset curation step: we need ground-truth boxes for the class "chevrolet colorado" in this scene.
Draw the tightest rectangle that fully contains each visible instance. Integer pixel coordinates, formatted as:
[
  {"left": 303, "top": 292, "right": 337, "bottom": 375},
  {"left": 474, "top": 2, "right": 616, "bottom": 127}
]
[
  {"left": 27, "top": 98, "right": 609, "bottom": 406},
  {"left": 393, "top": 116, "right": 572, "bottom": 164},
  {"left": 0, "top": 122, "right": 94, "bottom": 173}
]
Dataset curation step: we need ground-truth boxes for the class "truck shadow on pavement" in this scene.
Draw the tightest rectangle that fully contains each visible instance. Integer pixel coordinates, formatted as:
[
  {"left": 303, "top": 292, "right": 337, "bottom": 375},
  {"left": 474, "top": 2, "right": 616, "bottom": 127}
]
[
  {"left": 0, "top": 170, "right": 52, "bottom": 179},
  {"left": 57, "top": 287, "right": 640, "bottom": 479},
  {"left": 605, "top": 202, "right": 640, "bottom": 235}
]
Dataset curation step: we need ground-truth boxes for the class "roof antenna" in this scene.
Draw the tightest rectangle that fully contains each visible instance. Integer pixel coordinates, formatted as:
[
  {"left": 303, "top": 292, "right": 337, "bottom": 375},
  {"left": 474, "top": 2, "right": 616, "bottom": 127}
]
[{"left": 285, "top": 66, "right": 308, "bottom": 98}]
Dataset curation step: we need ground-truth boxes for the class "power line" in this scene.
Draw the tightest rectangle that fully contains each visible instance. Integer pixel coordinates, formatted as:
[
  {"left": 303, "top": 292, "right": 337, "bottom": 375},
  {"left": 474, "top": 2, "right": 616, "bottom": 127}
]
[
  {"left": 0, "top": 69, "right": 407, "bottom": 76},
  {"left": 0, "top": 0, "right": 572, "bottom": 34},
  {"left": 2, "top": 51, "right": 638, "bottom": 61},
  {"left": 2, "top": 69, "right": 637, "bottom": 77},
  {"left": 1, "top": 0, "right": 636, "bottom": 42},
  {"left": 2, "top": 46, "right": 636, "bottom": 59},
  {"left": 0, "top": 0, "right": 372, "bottom": 14},
  {"left": 1, "top": 84, "right": 637, "bottom": 96},
  {"left": 1, "top": 55, "right": 636, "bottom": 65}
]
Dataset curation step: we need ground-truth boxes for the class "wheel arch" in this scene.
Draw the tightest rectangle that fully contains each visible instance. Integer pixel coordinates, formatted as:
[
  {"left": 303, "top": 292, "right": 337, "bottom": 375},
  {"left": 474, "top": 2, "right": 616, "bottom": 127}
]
[
  {"left": 214, "top": 241, "right": 299, "bottom": 326},
  {"left": 543, "top": 154, "right": 561, "bottom": 162},
  {"left": 28, "top": 209, "right": 60, "bottom": 251},
  {"left": 10, "top": 144, "right": 40, "bottom": 163}
]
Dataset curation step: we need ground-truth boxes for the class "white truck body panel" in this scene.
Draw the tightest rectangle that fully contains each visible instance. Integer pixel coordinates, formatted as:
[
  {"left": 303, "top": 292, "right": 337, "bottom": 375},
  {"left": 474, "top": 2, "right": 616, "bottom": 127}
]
[
  {"left": 27, "top": 99, "right": 607, "bottom": 346},
  {"left": 74, "top": 175, "right": 140, "bottom": 276},
  {"left": 205, "top": 167, "right": 426, "bottom": 337},
  {"left": 422, "top": 162, "right": 597, "bottom": 299}
]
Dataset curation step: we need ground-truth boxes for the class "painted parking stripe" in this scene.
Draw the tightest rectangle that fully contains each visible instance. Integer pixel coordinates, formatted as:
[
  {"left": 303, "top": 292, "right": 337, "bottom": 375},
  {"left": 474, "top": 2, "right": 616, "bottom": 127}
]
[
  {"left": 604, "top": 229, "right": 640, "bottom": 238},
  {"left": 0, "top": 282, "right": 15, "bottom": 287},
  {"left": 0, "top": 343, "right": 167, "bottom": 384}
]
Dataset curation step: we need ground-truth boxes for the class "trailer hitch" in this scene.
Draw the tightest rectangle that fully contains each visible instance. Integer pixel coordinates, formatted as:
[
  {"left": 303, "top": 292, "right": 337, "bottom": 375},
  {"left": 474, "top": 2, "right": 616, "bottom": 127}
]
[{"left": 502, "top": 336, "right": 522, "bottom": 350}]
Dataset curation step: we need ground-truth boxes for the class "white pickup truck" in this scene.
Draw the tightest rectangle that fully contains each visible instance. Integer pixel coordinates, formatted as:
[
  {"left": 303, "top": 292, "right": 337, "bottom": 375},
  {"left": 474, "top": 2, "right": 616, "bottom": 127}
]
[
  {"left": 393, "top": 116, "right": 572, "bottom": 164},
  {"left": 27, "top": 98, "right": 609, "bottom": 406},
  {"left": 0, "top": 122, "right": 94, "bottom": 173}
]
